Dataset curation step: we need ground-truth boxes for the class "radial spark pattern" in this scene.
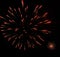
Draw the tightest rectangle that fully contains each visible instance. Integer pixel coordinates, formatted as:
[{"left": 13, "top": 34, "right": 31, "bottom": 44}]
[{"left": 0, "top": 0, "right": 52, "bottom": 50}]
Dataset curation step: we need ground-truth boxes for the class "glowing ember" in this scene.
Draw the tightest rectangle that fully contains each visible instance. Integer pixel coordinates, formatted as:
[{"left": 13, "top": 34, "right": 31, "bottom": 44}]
[{"left": 47, "top": 42, "right": 55, "bottom": 50}]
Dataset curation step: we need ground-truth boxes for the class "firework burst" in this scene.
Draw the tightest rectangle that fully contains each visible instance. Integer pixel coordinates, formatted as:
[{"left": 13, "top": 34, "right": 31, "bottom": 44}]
[{"left": 0, "top": 0, "right": 52, "bottom": 51}]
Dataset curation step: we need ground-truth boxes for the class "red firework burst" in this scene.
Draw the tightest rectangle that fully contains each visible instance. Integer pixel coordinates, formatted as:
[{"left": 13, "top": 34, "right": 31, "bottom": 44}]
[{"left": 0, "top": 0, "right": 52, "bottom": 51}]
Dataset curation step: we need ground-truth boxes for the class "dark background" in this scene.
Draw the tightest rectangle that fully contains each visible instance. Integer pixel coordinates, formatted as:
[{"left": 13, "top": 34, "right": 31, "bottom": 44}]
[{"left": 0, "top": 0, "right": 59, "bottom": 56}]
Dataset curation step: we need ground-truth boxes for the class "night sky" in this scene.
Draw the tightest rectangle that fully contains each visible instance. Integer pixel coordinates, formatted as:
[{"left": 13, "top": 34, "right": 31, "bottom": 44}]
[{"left": 0, "top": 0, "right": 59, "bottom": 56}]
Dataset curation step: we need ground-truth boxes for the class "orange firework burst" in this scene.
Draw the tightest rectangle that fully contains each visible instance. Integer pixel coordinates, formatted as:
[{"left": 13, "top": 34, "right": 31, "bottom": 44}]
[{"left": 0, "top": 0, "right": 52, "bottom": 51}]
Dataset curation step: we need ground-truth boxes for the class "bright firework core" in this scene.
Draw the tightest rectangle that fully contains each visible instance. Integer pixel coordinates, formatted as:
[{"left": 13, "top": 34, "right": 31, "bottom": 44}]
[{"left": 0, "top": 0, "right": 52, "bottom": 51}]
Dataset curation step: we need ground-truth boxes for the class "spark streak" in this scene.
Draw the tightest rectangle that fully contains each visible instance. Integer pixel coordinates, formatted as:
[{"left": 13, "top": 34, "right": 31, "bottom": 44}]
[{"left": 21, "top": 0, "right": 24, "bottom": 7}]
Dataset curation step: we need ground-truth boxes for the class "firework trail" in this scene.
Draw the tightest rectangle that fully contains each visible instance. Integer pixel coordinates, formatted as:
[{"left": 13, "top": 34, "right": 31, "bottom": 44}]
[{"left": 0, "top": 0, "right": 52, "bottom": 51}]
